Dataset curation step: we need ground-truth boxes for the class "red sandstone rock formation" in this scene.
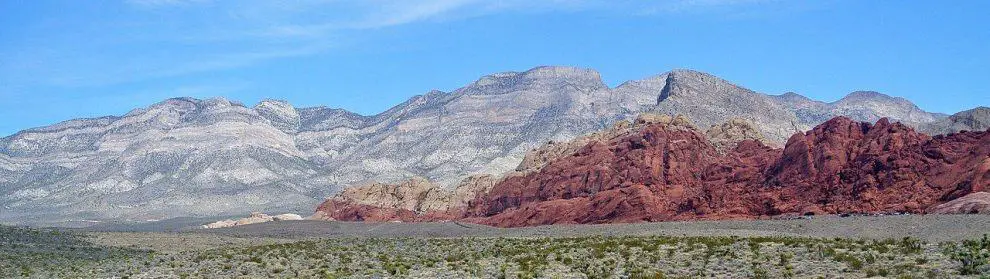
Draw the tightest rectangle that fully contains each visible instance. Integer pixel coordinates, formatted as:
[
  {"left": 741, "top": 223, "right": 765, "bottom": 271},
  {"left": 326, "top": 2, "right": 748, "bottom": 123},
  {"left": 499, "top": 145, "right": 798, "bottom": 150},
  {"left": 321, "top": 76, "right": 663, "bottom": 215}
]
[
  {"left": 315, "top": 117, "right": 990, "bottom": 227},
  {"left": 930, "top": 192, "right": 990, "bottom": 214}
]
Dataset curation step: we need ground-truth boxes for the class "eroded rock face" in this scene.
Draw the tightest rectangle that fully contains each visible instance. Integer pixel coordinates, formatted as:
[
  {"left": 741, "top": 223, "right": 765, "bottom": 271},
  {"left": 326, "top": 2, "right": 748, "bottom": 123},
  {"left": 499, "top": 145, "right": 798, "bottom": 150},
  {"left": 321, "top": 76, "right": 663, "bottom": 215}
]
[
  {"left": 920, "top": 107, "right": 990, "bottom": 136},
  {"left": 316, "top": 117, "right": 990, "bottom": 227},
  {"left": 467, "top": 117, "right": 989, "bottom": 227},
  {"left": 202, "top": 212, "right": 303, "bottom": 229},
  {"left": 313, "top": 200, "right": 419, "bottom": 222},
  {"left": 464, "top": 119, "right": 746, "bottom": 226},
  {"left": 515, "top": 113, "right": 699, "bottom": 174},
  {"left": 313, "top": 174, "right": 500, "bottom": 221},
  {"left": 448, "top": 174, "right": 498, "bottom": 209},
  {"left": 330, "top": 177, "right": 446, "bottom": 213},
  {"left": 930, "top": 192, "right": 990, "bottom": 214},
  {"left": 706, "top": 118, "right": 772, "bottom": 152}
]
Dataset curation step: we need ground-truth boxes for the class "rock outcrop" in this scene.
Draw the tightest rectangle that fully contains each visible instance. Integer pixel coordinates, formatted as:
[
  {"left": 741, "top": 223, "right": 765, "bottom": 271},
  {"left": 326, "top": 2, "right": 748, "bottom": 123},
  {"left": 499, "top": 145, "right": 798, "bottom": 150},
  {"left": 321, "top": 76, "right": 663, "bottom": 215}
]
[
  {"left": 772, "top": 91, "right": 943, "bottom": 130},
  {"left": 316, "top": 116, "right": 990, "bottom": 227},
  {"left": 516, "top": 113, "right": 700, "bottom": 173},
  {"left": 313, "top": 174, "right": 498, "bottom": 222},
  {"left": 705, "top": 118, "right": 771, "bottom": 152},
  {"left": 329, "top": 177, "right": 448, "bottom": 213},
  {"left": 930, "top": 192, "right": 990, "bottom": 214},
  {"left": 920, "top": 106, "right": 990, "bottom": 136},
  {"left": 636, "top": 70, "right": 806, "bottom": 143},
  {"left": 202, "top": 212, "right": 303, "bottom": 229}
]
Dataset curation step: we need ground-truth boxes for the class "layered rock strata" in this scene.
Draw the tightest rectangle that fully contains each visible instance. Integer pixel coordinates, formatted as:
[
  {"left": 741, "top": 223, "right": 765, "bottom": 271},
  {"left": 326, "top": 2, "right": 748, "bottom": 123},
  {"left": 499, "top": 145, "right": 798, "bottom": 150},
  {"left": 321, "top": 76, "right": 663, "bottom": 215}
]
[{"left": 316, "top": 116, "right": 990, "bottom": 227}]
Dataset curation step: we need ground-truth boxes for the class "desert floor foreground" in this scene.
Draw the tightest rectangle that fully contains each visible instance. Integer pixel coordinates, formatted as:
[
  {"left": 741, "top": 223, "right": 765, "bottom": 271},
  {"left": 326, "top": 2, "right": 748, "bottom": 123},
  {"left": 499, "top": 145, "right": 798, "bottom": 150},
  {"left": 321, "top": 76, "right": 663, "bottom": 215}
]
[
  {"left": 194, "top": 215, "right": 990, "bottom": 242},
  {"left": 3, "top": 215, "right": 989, "bottom": 278}
]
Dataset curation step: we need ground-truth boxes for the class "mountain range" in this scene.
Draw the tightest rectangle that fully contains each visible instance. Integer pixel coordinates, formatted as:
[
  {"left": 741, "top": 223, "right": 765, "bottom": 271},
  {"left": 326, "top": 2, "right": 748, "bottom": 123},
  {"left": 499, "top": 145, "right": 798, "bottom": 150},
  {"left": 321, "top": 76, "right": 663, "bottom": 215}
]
[{"left": 1, "top": 66, "right": 985, "bottom": 226}]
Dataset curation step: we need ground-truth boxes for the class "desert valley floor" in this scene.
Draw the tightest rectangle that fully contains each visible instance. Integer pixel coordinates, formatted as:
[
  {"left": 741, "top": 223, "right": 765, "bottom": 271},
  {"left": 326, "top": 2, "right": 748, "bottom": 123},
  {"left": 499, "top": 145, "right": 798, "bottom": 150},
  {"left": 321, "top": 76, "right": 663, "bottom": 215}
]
[{"left": 3, "top": 215, "right": 990, "bottom": 278}]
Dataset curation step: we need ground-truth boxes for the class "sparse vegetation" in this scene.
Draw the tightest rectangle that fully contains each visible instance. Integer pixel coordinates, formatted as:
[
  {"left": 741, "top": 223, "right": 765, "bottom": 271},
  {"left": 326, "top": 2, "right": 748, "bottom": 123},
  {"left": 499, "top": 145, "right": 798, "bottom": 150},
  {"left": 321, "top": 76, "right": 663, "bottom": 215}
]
[
  {"left": 942, "top": 234, "right": 990, "bottom": 275},
  {"left": 1, "top": 224, "right": 988, "bottom": 278},
  {"left": 0, "top": 225, "right": 149, "bottom": 278}
]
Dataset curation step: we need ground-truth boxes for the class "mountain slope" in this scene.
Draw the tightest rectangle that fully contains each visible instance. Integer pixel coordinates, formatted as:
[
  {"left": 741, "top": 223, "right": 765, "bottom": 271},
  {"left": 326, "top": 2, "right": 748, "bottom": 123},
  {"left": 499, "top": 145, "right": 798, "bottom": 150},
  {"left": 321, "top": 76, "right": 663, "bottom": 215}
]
[
  {"left": 0, "top": 66, "right": 976, "bottom": 225},
  {"left": 919, "top": 106, "right": 990, "bottom": 135},
  {"left": 316, "top": 116, "right": 990, "bottom": 227},
  {"left": 772, "top": 90, "right": 944, "bottom": 128},
  {"left": 637, "top": 70, "right": 806, "bottom": 143},
  {"left": 0, "top": 98, "right": 333, "bottom": 225}
]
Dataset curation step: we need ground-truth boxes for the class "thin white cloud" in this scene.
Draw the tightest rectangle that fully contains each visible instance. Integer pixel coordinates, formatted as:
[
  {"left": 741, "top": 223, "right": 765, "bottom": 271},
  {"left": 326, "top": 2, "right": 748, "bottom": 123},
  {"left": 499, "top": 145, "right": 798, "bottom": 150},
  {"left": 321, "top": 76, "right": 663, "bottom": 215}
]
[
  {"left": 152, "top": 42, "right": 335, "bottom": 79},
  {"left": 355, "top": 0, "right": 481, "bottom": 28},
  {"left": 125, "top": 0, "right": 212, "bottom": 7},
  {"left": 636, "top": 0, "right": 784, "bottom": 15},
  {"left": 114, "top": 0, "right": 511, "bottom": 84},
  {"left": 2, "top": 0, "right": 793, "bottom": 89}
]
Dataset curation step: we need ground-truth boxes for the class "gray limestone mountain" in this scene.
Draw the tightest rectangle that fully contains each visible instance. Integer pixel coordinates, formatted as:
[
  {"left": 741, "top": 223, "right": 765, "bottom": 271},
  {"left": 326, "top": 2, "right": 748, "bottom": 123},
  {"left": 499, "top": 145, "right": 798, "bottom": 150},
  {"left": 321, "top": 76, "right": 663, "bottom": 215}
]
[
  {"left": 0, "top": 66, "right": 981, "bottom": 225},
  {"left": 771, "top": 90, "right": 944, "bottom": 130},
  {"left": 0, "top": 98, "right": 330, "bottom": 226},
  {"left": 919, "top": 106, "right": 990, "bottom": 135},
  {"left": 637, "top": 70, "right": 805, "bottom": 144}
]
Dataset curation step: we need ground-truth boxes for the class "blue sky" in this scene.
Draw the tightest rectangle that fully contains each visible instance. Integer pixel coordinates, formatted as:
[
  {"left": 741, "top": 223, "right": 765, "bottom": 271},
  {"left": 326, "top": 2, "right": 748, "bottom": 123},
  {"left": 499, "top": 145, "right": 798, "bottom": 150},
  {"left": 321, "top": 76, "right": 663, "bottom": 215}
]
[{"left": 1, "top": 0, "right": 988, "bottom": 136}]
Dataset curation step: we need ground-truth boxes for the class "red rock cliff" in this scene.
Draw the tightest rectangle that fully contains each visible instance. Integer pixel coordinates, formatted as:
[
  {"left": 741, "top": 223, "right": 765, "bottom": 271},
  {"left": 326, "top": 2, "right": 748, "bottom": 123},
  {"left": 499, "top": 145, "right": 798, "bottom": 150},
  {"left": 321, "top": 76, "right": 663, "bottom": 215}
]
[{"left": 316, "top": 117, "right": 990, "bottom": 227}]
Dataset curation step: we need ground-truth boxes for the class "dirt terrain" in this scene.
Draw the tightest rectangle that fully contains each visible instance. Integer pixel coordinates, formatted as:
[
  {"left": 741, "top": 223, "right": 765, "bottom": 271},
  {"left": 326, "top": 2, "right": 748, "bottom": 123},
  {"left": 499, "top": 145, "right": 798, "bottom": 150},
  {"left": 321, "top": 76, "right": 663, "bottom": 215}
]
[{"left": 163, "top": 214, "right": 990, "bottom": 242}]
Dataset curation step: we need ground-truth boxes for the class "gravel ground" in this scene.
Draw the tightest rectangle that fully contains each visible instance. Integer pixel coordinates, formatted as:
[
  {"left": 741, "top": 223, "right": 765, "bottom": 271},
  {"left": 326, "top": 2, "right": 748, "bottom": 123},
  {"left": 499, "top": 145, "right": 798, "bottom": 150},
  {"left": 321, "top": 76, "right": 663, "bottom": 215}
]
[{"left": 188, "top": 214, "right": 990, "bottom": 242}]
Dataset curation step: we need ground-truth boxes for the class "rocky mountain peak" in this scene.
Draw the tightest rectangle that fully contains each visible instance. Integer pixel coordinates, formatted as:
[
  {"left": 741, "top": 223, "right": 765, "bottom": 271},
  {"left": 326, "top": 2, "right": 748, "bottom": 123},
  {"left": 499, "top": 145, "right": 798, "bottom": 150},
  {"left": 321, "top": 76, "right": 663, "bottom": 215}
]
[
  {"left": 464, "top": 71, "right": 522, "bottom": 93},
  {"left": 834, "top": 91, "right": 919, "bottom": 108},
  {"left": 657, "top": 69, "right": 747, "bottom": 103},
  {"left": 649, "top": 68, "right": 804, "bottom": 143},
  {"left": 136, "top": 97, "right": 248, "bottom": 116},
  {"left": 775, "top": 92, "right": 813, "bottom": 102},
  {"left": 946, "top": 106, "right": 990, "bottom": 129},
  {"left": 657, "top": 72, "right": 676, "bottom": 103},
  {"left": 256, "top": 99, "right": 293, "bottom": 108},
  {"left": 920, "top": 106, "right": 990, "bottom": 135},
  {"left": 830, "top": 91, "right": 937, "bottom": 125},
  {"left": 424, "top": 89, "right": 446, "bottom": 97},
  {"left": 255, "top": 99, "right": 300, "bottom": 134},
  {"left": 199, "top": 96, "right": 244, "bottom": 109},
  {"left": 298, "top": 106, "right": 370, "bottom": 131},
  {"left": 124, "top": 97, "right": 200, "bottom": 117},
  {"left": 667, "top": 68, "right": 724, "bottom": 82},
  {"left": 779, "top": 92, "right": 803, "bottom": 98},
  {"left": 521, "top": 66, "right": 604, "bottom": 85},
  {"left": 156, "top": 97, "right": 201, "bottom": 107},
  {"left": 840, "top": 90, "right": 889, "bottom": 100},
  {"left": 460, "top": 66, "right": 605, "bottom": 96}
]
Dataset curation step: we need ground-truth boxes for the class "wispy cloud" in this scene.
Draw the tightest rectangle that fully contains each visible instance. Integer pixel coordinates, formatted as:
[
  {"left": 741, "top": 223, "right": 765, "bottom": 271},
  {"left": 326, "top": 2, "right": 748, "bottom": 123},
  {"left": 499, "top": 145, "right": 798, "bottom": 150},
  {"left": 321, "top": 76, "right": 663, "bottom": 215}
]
[
  {"left": 1, "top": 0, "right": 788, "bottom": 89},
  {"left": 63, "top": 0, "right": 500, "bottom": 86},
  {"left": 124, "top": 0, "right": 212, "bottom": 7},
  {"left": 356, "top": 0, "right": 481, "bottom": 28}
]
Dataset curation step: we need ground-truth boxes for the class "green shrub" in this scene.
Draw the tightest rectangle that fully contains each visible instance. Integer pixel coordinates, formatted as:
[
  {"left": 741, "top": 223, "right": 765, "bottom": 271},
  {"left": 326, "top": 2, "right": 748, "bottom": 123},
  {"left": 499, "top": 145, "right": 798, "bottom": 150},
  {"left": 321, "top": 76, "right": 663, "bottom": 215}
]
[{"left": 944, "top": 234, "right": 990, "bottom": 275}]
